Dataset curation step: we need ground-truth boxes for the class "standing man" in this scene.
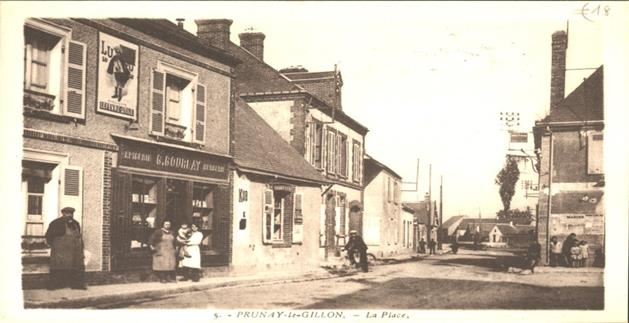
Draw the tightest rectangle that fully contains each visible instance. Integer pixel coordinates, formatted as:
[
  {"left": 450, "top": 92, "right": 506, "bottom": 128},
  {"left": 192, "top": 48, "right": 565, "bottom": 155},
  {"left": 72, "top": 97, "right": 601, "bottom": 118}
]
[
  {"left": 549, "top": 236, "right": 562, "bottom": 267},
  {"left": 418, "top": 238, "right": 426, "bottom": 254},
  {"left": 428, "top": 238, "right": 437, "bottom": 255},
  {"left": 44, "top": 207, "right": 86, "bottom": 290}
]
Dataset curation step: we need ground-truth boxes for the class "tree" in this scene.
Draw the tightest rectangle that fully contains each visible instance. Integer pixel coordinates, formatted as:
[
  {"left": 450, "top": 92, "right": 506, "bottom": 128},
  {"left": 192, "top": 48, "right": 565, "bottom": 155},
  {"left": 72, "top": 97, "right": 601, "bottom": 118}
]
[
  {"left": 496, "top": 208, "right": 533, "bottom": 225},
  {"left": 495, "top": 157, "right": 520, "bottom": 212}
]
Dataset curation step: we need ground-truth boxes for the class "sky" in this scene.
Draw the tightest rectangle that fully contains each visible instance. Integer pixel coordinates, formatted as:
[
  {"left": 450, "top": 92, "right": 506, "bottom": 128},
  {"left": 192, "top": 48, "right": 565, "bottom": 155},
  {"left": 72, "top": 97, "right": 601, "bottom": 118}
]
[{"left": 0, "top": 2, "right": 614, "bottom": 221}]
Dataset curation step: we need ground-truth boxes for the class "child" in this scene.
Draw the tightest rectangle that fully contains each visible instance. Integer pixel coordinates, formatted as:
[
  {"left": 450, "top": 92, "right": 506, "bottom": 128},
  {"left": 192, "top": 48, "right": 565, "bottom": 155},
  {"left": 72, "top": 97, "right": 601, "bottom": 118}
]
[
  {"left": 176, "top": 224, "right": 191, "bottom": 261},
  {"left": 579, "top": 240, "right": 589, "bottom": 267},
  {"left": 570, "top": 241, "right": 582, "bottom": 268}
]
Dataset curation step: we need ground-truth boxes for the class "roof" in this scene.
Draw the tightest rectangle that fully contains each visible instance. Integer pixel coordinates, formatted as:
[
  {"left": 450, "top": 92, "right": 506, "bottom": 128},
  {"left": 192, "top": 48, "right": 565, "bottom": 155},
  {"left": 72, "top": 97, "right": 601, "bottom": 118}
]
[
  {"left": 537, "top": 66, "right": 604, "bottom": 125},
  {"left": 233, "top": 98, "right": 328, "bottom": 184},
  {"left": 495, "top": 224, "right": 533, "bottom": 237},
  {"left": 282, "top": 71, "right": 336, "bottom": 81},
  {"left": 442, "top": 215, "right": 466, "bottom": 229},
  {"left": 457, "top": 218, "right": 508, "bottom": 232},
  {"left": 403, "top": 202, "right": 431, "bottom": 224},
  {"left": 108, "top": 19, "right": 240, "bottom": 67},
  {"left": 228, "top": 42, "right": 304, "bottom": 94},
  {"left": 363, "top": 154, "right": 402, "bottom": 186}
]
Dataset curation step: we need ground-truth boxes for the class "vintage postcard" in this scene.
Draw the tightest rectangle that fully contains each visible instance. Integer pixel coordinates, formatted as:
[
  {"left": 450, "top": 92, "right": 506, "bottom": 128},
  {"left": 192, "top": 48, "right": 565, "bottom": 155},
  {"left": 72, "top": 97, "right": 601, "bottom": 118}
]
[{"left": 0, "top": 1, "right": 627, "bottom": 323}]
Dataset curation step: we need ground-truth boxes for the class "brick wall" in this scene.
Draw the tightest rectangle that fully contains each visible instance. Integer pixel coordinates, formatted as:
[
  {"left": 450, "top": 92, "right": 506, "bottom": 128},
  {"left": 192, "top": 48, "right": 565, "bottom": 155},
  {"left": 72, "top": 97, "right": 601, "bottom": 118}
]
[
  {"left": 289, "top": 98, "right": 307, "bottom": 155},
  {"left": 102, "top": 151, "right": 112, "bottom": 271}
]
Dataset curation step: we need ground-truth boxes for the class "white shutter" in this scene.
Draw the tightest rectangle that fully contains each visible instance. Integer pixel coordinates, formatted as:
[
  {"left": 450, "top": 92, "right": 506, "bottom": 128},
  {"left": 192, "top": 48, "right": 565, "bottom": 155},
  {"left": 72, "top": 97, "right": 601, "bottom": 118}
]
[
  {"left": 60, "top": 165, "right": 83, "bottom": 226},
  {"left": 293, "top": 193, "right": 303, "bottom": 243},
  {"left": 150, "top": 70, "right": 166, "bottom": 135},
  {"left": 587, "top": 132, "right": 603, "bottom": 174},
  {"left": 193, "top": 83, "right": 206, "bottom": 144},
  {"left": 64, "top": 41, "right": 86, "bottom": 119},
  {"left": 263, "top": 189, "right": 274, "bottom": 243},
  {"left": 304, "top": 124, "right": 311, "bottom": 163}
]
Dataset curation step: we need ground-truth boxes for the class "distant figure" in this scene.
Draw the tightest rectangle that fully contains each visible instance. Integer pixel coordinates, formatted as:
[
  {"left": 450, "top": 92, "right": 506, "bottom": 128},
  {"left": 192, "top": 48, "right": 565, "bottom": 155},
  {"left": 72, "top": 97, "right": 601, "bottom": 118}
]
[
  {"left": 44, "top": 207, "right": 86, "bottom": 290},
  {"left": 578, "top": 240, "right": 589, "bottom": 267},
  {"left": 473, "top": 234, "right": 480, "bottom": 251},
  {"left": 418, "top": 238, "right": 426, "bottom": 254},
  {"left": 561, "top": 233, "right": 577, "bottom": 267},
  {"left": 549, "top": 236, "right": 562, "bottom": 267},
  {"left": 428, "top": 239, "right": 437, "bottom": 255},
  {"left": 570, "top": 242, "right": 582, "bottom": 268},
  {"left": 523, "top": 241, "right": 542, "bottom": 273},
  {"left": 344, "top": 230, "right": 368, "bottom": 272},
  {"left": 450, "top": 238, "right": 459, "bottom": 254},
  {"left": 593, "top": 248, "right": 605, "bottom": 268},
  {"left": 180, "top": 223, "right": 203, "bottom": 282}
]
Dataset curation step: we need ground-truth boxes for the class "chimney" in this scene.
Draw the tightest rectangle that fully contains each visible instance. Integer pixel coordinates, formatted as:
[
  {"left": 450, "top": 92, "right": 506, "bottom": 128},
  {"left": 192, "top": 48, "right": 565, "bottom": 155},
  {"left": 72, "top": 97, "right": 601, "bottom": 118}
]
[
  {"left": 239, "top": 29, "right": 266, "bottom": 61},
  {"left": 195, "top": 19, "right": 233, "bottom": 50},
  {"left": 550, "top": 31, "right": 568, "bottom": 110},
  {"left": 176, "top": 18, "right": 185, "bottom": 29}
]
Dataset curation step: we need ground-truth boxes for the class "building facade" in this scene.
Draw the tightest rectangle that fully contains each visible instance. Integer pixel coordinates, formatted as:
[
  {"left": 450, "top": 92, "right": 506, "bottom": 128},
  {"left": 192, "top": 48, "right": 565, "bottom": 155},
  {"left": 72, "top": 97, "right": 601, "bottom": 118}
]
[
  {"left": 534, "top": 32, "right": 604, "bottom": 265},
  {"left": 362, "top": 154, "right": 405, "bottom": 257},
  {"left": 21, "top": 18, "right": 239, "bottom": 285}
]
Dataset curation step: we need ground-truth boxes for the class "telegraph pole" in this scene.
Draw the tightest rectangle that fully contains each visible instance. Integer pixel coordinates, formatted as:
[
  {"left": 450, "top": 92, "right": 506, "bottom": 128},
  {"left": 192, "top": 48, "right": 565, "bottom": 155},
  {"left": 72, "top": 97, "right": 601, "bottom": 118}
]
[
  {"left": 438, "top": 175, "right": 443, "bottom": 250},
  {"left": 428, "top": 164, "right": 432, "bottom": 242}
]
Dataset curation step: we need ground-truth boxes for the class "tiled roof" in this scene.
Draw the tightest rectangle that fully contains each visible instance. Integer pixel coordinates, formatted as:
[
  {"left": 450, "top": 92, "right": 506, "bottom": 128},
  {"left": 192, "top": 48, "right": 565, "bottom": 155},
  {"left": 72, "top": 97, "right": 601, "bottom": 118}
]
[
  {"left": 457, "top": 218, "right": 507, "bottom": 231},
  {"left": 108, "top": 19, "right": 240, "bottom": 66},
  {"left": 442, "top": 215, "right": 466, "bottom": 229},
  {"left": 363, "top": 154, "right": 402, "bottom": 186},
  {"left": 538, "top": 66, "right": 604, "bottom": 124},
  {"left": 228, "top": 42, "right": 303, "bottom": 94},
  {"left": 282, "top": 71, "right": 336, "bottom": 81},
  {"left": 233, "top": 98, "right": 328, "bottom": 184},
  {"left": 404, "top": 202, "right": 431, "bottom": 224},
  {"left": 495, "top": 224, "right": 519, "bottom": 235}
]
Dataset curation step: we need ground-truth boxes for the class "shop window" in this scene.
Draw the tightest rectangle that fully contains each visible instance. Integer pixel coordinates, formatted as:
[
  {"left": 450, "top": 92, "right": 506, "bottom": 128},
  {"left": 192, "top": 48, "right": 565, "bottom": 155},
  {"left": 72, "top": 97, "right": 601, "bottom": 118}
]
[
  {"left": 150, "top": 62, "right": 206, "bottom": 144},
  {"left": 23, "top": 19, "right": 86, "bottom": 119},
  {"left": 130, "top": 177, "right": 157, "bottom": 250},
  {"left": 263, "top": 189, "right": 288, "bottom": 244},
  {"left": 192, "top": 183, "right": 214, "bottom": 251}
]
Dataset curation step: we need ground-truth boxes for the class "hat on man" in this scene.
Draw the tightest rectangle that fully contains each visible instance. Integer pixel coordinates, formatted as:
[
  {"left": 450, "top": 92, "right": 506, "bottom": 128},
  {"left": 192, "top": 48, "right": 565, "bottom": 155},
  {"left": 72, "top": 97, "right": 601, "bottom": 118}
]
[{"left": 61, "top": 207, "right": 75, "bottom": 214}]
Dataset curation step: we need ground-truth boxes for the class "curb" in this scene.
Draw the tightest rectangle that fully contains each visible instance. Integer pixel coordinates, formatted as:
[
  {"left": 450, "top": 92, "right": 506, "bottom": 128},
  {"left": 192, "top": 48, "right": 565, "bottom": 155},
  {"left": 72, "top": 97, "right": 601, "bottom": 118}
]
[{"left": 24, "top": 272, "right": 337, "bottom": 309}]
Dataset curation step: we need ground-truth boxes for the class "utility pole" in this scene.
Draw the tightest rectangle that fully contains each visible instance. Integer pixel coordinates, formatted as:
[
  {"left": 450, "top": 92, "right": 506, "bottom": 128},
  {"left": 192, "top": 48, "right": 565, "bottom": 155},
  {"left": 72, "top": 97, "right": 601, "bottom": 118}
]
[
  {"left": 438, "top": 175, "right": 443, "bottom": 250},
  {"left": 428, "top": 164, "right": 432, "bottom": 242}
]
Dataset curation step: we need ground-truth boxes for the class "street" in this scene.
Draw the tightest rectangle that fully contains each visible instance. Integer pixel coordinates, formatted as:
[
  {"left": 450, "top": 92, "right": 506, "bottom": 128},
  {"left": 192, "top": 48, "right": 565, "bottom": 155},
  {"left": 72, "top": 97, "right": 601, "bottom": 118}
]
[{"left": 106, "top": 249, "right": 603, "bottom": 309}]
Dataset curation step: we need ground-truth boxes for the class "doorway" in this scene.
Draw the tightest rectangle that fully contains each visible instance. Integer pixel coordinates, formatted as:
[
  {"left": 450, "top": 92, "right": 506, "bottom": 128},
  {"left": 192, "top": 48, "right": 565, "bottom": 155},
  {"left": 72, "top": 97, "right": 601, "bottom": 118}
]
[{"left": 165, "top": 179, "right": 187, "bottom": 231}]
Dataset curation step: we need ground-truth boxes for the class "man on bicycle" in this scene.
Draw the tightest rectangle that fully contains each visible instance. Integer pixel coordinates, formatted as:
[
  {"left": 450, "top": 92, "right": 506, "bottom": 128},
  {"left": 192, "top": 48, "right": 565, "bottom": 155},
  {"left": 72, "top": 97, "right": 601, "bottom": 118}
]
[{"left": 344, "top": 230, "right": 368, "bottom": 272}]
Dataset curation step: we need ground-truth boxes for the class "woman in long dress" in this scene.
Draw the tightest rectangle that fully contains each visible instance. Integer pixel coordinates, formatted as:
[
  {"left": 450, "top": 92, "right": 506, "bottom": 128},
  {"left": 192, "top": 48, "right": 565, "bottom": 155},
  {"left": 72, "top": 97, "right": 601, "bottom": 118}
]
[
  {"left": 180, "top": 223, "right": 203, "bottom": 282},
  {"left": 149, "top": 221, "right": 177, "bottom": 283}
]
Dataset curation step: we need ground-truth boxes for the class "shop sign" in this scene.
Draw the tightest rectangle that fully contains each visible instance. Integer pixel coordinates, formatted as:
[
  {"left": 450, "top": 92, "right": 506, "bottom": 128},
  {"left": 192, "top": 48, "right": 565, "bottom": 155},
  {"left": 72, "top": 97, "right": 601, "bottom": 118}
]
[
  {"left": 97, "top": 32, "right": 139, "bottom": 120},
  {"left": 118, "top": 140, "right": 228, "bottom": 180}
]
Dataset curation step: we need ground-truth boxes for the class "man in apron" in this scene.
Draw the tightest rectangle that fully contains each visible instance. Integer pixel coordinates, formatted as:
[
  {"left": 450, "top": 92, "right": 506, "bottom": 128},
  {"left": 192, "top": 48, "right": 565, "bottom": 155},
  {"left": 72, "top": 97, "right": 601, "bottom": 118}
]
[{"left": 44, "top": 207, "right": 86, "bottom": 290}]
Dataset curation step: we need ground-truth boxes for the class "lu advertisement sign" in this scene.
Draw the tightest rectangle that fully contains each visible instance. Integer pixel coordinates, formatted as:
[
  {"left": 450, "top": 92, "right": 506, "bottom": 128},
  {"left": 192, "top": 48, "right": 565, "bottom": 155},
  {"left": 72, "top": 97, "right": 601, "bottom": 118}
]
[{"left": 97, "top": 32, "right": 139, "bottom": 120}]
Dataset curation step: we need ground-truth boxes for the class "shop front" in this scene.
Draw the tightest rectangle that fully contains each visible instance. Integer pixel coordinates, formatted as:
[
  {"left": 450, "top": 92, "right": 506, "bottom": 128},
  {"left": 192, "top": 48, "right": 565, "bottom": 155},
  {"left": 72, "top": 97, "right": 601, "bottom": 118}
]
[{"left": 110, "top": 136, "right": 231, "bottom": 270}]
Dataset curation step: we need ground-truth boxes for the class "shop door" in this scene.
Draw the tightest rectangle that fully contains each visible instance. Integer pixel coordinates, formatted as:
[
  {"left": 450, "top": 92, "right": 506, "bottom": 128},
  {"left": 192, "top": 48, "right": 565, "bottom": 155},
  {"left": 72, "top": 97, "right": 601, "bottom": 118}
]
[{"left": 165, "top": 179, "right": 190, "bottom": 231}]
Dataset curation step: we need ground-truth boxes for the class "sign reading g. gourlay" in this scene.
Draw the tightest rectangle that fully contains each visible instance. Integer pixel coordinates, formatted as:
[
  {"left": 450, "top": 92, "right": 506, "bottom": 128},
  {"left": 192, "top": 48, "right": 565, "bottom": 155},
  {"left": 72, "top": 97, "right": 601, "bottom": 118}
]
[{"left": 118, "top": 140, "right": 229, "bottom": 180}]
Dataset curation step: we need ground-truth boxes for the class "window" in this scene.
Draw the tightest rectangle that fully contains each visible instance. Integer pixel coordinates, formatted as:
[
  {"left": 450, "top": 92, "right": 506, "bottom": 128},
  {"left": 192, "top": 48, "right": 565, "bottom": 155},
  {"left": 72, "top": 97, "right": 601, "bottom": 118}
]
[
  {"left": 587, "top": 131, "right": 603, "bottom": 174},
  {"left": 394, "top": 181, "right": 399, "bottom": 204},
  {"left": 293, "top": 193, "right": 303, "bottom": 243},
  {"left": 352, "top": 140, "right": 362, "bottom": 183},
  {"left": 387, "top": 177, "right": 392, "bottom": 202},
  {"left": 338, "top": 133, "right": 348, "bottom": 177},
  {"left": 23, "top": 19, "right": 86, "bottom": 119},
  {"left": 263, "top": 189, "right": 288, "bottom": 243},
  {"left": 150, "top": 62, "right": 206, "bottom": 144},
  {"left": 308, "top": 121, "right": 324, "bottom": 169},
  {"left": 326, "top": 129, "right": 337, "bottom": 174}
]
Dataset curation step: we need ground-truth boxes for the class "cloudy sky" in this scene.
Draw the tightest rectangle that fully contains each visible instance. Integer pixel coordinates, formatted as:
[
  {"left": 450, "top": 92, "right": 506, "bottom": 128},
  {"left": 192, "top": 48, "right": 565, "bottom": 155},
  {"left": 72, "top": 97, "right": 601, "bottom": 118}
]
[{"left": 0, "top": 2, "right": 618, "bottom": 220}]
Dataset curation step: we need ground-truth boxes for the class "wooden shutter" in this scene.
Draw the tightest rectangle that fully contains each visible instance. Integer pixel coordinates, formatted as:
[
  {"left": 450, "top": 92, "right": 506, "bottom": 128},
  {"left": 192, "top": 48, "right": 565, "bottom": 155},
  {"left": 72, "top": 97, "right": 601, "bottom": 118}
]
[
  {"left": 150, "top": 70, "right": 165, "bottom": 135},
  {"left": 263, "top": 189, "right": 274, "bottom": 243},
  {"left": 194, "top": 83, "right": 206, "bottom": 144},
  {"left": 64, "top": 41, "right": 86, "bottom": 119},
  {"left": 110, "top": 169, "right": 132, "bottom": 270},
  {"left": 587, "top": 132, "right": 603, "bottom": 174},
  {"left": 293, "top": 193, "right": 303, "bottom": 243},
  {"left": 60, "top": 165, "right": 83, "bottom": 226}
]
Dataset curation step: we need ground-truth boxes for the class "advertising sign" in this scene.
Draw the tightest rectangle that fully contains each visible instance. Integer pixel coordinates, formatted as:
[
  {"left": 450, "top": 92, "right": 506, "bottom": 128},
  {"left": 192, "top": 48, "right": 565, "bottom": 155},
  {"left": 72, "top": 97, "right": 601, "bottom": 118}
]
[{"left": 98, "top": 32, "right": 139, "bottom": 120}]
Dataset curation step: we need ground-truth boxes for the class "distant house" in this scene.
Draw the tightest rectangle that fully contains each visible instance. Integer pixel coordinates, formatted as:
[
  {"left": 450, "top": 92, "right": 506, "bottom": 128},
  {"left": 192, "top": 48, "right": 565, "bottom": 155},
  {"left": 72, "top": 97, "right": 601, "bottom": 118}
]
[
  {"left": 440, "top": 215, "right": 465, "bottom": 242},
  {"left": 457, "top": 218, "right": 509, "bottom": 243},
  {"left": 401, "top": 204, "right": 416, "bottom": 252},
  {"left": 404, "top": 196, "right": 438, "bottom": 245},
  {"left": 488, "top": 224, "right": 535, "bottom": 248}
]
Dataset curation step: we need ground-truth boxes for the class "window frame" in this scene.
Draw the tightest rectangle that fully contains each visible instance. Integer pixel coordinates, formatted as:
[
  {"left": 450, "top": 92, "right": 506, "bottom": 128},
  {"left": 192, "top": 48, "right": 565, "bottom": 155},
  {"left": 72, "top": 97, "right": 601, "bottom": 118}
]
[{"left": 155, "top": 61, "right": 199, "bottom": 141}]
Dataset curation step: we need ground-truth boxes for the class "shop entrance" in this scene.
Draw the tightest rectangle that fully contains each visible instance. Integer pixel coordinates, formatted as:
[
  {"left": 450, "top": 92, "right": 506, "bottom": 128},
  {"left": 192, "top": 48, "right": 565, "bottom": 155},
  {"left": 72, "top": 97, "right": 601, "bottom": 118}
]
[{"left": 165, "top": 179, "right": 188, "bottom": 231}]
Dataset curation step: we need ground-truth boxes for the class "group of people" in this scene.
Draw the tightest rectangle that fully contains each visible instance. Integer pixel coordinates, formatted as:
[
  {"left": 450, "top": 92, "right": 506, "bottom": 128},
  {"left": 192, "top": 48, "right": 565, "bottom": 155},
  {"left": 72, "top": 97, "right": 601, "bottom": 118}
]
[
  {"left": 417, "top": 238, "right": 437, "bottom": 254},
  {"left": 149, "top": 221, "right": 203, "bottom": 283},
  {"left": 549, "top": 234, "right": 591, "bottom": 268},
  {"left": 44, "top": 206, "right": 205, "bottom": 289}
]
